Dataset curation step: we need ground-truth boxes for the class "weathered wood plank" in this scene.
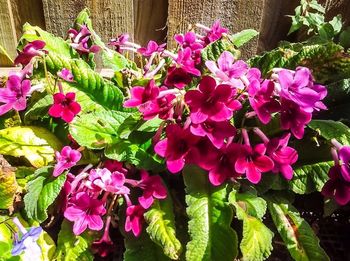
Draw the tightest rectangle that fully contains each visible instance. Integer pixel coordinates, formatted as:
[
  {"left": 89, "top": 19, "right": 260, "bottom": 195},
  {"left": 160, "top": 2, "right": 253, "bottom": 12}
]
[
  {"left": 133, "top": 0, "right": 168, "bottom": 46},
  {"left": 0, "top": 0, "right": 17, "bottom": 66},
  {"left": 321, "top": 0, "right": 350, "bottom": 27},
  {"left": 167, "top": 0, "right": 265, "bottom": 58},
  {"left": 42, "top": 0, "right": 134, "bottom": 43},
  {"left": 10, "top": 0, "right": 45, "bottom": 39}
]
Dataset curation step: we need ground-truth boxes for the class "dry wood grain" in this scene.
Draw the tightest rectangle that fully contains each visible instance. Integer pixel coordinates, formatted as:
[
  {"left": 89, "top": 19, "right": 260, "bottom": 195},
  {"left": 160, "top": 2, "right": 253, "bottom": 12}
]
[
  {"left": 167, "top": 0, "right": 265, "bottom": 58},
  {"left": 0, "top": 0, "right": 17, "bottom": 66},
  {"left": 133, "top": 0, "right": 168, "bottom": 46}
]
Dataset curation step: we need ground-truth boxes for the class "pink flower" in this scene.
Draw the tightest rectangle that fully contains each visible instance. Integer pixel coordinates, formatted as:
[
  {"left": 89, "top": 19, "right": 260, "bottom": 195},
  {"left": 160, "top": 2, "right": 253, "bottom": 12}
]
[
  {"left": 48, "top": 92, "right": 81, "bottom": 123},
  {"left": 175, "top": 48, "right": 201, "bottom": 76},
  {"left": 204, "top": 20, "right": 228, "bottom": 44},
  {"left": 137, "top": 170, "right": 167, "bottom": 209},
  {"left": 277, "top": 67, "right": 327, "bottom": 113},
  {"left": 57, "top": 68, "right": 74, "bottom": 82},
  {"left": 164, "top": 66, "right": 192, "bottom": 89},
  {"left": 14, "top": 40, "right": 46, "bottom": 65},
  {"left": 266, "top": 133, "right": 298, "bottom": 180},
  {"left": 248, "top": 79, "right": 280, "bottom": 124},
  {"left": 339, "top": 146, "right": 350, "bottom": 182},
  {"left": 190, "top": 120, "right": 236, "bottom": 149},
  {"left": 154, "top": 124, "right": 200, "bottom": 173},
  {"left": 104, "top": 159, "right": 127, "bottom": 174},
  {"left": 91, "top": 216, "right": 114, "bottom": 257},
  {"left": 87, "top": 168, "right": 130, "bottom": 194},
  {"left": 125, "top": 205, "right": 145, "bottom": 237},
  {"left": 124, "top": 80, "right": 160, "bottom": 108},
  {"left": 0, "top": 75, "right": 31, "bottom": 115},
  {"left": 280, "top": 98, "right": 312, "bottom": 139},
  {"left": 185, "top": 76, "right": 234, "bottom": 124},
  {"left": 235, "top": 143, "right": 274, "bottom": 184},
  {"left": 139, "top": 92, "right": 176, "bottom": 120},
  {"left": 322, "top": 165, "right": 350, "bottom": 205},
  {"left": 138, "top": 40, "right": 166, "bottom": 56},
  {"left": 53, "top": 146, "right": 81, "bottom": 177},
  {"left": 205, "top": 51, "right": 248, "bottom": 84},
  {"left": 174, "top": 32, "right": 203, "bottom": 51},
  {"left": 64, "top": 192, "right": 106, "bottom": 235},
  {"left": 68, "top": 25, "right": 100, "bottom": 55},
  {"left": 109, "top": 33, "right": 129, "bottom": 53}
]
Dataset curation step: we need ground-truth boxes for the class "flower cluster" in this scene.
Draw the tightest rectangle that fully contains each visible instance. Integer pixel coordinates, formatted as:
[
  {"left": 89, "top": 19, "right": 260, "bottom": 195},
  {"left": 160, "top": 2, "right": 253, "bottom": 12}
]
[
  {"left": 68, "top": 25, "right": 100, "bottom": 55},
  {"left": 123, "top": 22, "right": 326, "bottom": 186}
]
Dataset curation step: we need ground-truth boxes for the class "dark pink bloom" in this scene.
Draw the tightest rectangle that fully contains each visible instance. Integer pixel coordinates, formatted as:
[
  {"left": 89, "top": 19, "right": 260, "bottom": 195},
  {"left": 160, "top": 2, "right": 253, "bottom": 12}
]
[
  {"left": 139, "top": 92, "right": 176, "bottom": 120},
  {"left": 339, "top": 146, "right": 350, "bottom": 182},
  {"left": 137, "top": 170, "right": 167, "bottom": 209},
  {"left": 138, "top": 40, "right": 166, "bottom": 56},
  {"left": 91, "top": 216, "right": 114, "bottom": 257},
  {"left": 109, "top": 33, "right": 130, "bottom": 53},
  {"left": 48, "top": 92, "right": 81, "bottom": 123},
  {"left": 125, "top": 205, "right": 145, "bottom": 237},
  {"left": 248, "top": 79, "right": 280, "bottom": 124},
  {"left": 0, "top": 75, "right": 31, "bottom": 115},
  {"left": 53, "top": 146, "right": 81, "bottom": 177},
  {"left": 204, "top": 20, "right": 228, "bottom": 44},
  {"left": 322, "top": 165, "right": 350, "bottom": 205},
  {"left": 174, "top": 32, "right": 203, "bottom": 51},
  {"left": 185, "top": 76, "right": 234, "bottom": 124},
  {"left": 124, "top": 80, "right": 160, "bottom": 108},
  {"left": 235, "top": 144, "right": 274, "bottom": 184},
  {"left": 164, "top": 66, "right": 192, "bottom": 89},
  {"left": 64, "top": 192, "right": 106, "bottom": 235},
  {"left": 14, "top": 40, "right": 46, "bottom": 65},
  {"left": 205, "top": 51, "right": 248, "bottom": 85},
  {"left": 86, "top": 168, "right": 130, "bottom": 194},
  {"left": 190, "top": 120, "right": 236, "bottom": 149},
  {"left": 277, "top": 67, "right": 327, "bottom": 113},
  {"left": 280, "top": 98, "right": 312, "bottom": 139},
  {"left": 57, "top": 68, "right": 74, "bottom": 82},
  {"left": 154, "top": 124, "right": 200, "bottom": 173},
  {"left": 266, "top": 133, "right": 298, "bottom": 180},
  {"left": 104, "top": 159, "right": 127, "bottom": 174},
  {"left": 175, "top": 48, "right": 201, "bottom": 76},
  {"left": 68, "top": 25, "right": 100, "bottom": 55}
]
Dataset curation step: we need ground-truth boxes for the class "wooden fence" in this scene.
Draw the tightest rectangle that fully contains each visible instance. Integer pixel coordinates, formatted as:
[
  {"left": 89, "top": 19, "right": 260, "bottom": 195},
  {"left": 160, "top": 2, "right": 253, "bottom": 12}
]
[{"left": 1, "top": 0, "right": 350, "bottom": 67}]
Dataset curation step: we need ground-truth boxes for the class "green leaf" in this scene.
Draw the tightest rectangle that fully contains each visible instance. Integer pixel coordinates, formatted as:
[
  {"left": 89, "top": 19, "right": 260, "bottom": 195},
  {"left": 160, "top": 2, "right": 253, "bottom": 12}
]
[
  {"left": 183, "top": 165, "right": 238, "bottom": 261},
  {"left": 229, "top": 29, "right": 259, "bottom": 48},
  {"left": 308, "top": 120, "right": 350, "bottom": 145},
  {"left": 290, "top": 161, "right": 332, "bottom": 194},
  {"left": 329, "top": 15, "right": 343, "bottom": 35},
  {"left": 144, "top": 196, "right": 182, "bottom": 260},
  {"left": 324, "top": 78, "right": 350, "bottom": 105},
  {"left": 69, "top": 110, "right": 130, "bottom": 149},
  {"left": 229, "top": 190, "right": 273, "bottom": 261},
  {"left": 266, "top": 195, "right": 329, "bottom": 261},
  {"left": 201, "top": 37, "right": 240, "bottom": 62},
  {"left": 54, "top": 220, "right": 94, "bottom": 260},
  {"left": 24, "top": 166, "right": 67, "bottom": 222},
  {"left": 0, "top": 163, "right": 18, "bottom": 210},
  {"left": 0, "top": 126, "right": 62, "bottom": 168},
  {"left": 24, "top": 93, "right": 53, "bottom": 123},
  {"left": 339, "top": 26, "right": 350, "bottom": 49}
]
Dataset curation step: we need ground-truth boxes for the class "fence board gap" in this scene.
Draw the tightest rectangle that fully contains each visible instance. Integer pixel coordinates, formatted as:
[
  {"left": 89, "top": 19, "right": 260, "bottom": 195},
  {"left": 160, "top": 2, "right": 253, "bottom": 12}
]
[{"left": 0, "top": 0, "right": 17, "bottom": 66}]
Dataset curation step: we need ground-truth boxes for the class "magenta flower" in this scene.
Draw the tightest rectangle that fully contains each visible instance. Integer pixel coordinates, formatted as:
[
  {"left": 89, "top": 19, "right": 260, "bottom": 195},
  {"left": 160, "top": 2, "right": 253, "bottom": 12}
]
[
  {"left": 277, "top": 67, "right": 327, "bottom": 113},
  {"left": 58, "top": 68, "right": 74, "bottom": 82},
  {"left": 174, "top": 32, "right": 203, "bottom": 51},
  {"left": 91, "top": 216, "right": 114, "bottom": 257},
  {"left": 87, "top": 168, "right": 130, "bottom": 194},
  {"left": 204, "top": 20, "right": 228, "bottom": 44},
  {"left": 322, "top": 165, "right": 350, "bottom": 205},
  {"left": 248, "top": 79, "right": 280, "bottom": 124},
  {"left": 190, "top": 120, "right": 236, "bottom": 149},
  {"left": 175, "top": 47, "right": 201, "bottom": 76},
  {"left": 64, "top": 192, "right": 106, "bottom": 235},
  {"left": 139, "top": 92, "right": 176, "bottom": 120},
  {"left": 104, "top": 159, "right": 127, "bottom": 174},
  {"left": 124, "top": 80, "right": 160, "bottom": 108},
  {"left": 14, "top": 40, "right": 46, "bottom": 65},
  {"left": 205, "top": 51, "right": 248, "bottom": 85},
  {"left": 339, "top": 146, "right": 350, "bottom": 182},
  {"left": 266, "top": 133, "right": 298, "bottom": 180},
  {"left": 53, "top": 146, "right": 81, "bottom": 177},
  {"left": 138, "top": 40, "right": 166, "bottom": 56},
  {"left": 137, "top": 170, "right": 167, "bottom": 209},
  {"left": 154, "top": 124, "right": 200, "bottom": 173},
  {"left": 164, "top": 66, "right": 192, "bottom": 89},
  {"left": 125, "top": 205, "right": 145, "bottom": 237},
  {"left": 68, "top": 25, "right": 100, "bottom": 55},
  {"left": 280, "top": 98, "right": 312, "bottom": 139},
  {"left": 48, "top": 92, "right": 81, "bottom": 123},
  {"left": 0, "top": 75, "right": 31, "bottom": 116},
  {"left": 109, "top": 33, "right": 130, "bottom": 53},
  {"left": 185, "top": 76, "right": 234, "bottom": 124},
  {"left": 235, "top": 144, "right": 274, "bottom": 184}
]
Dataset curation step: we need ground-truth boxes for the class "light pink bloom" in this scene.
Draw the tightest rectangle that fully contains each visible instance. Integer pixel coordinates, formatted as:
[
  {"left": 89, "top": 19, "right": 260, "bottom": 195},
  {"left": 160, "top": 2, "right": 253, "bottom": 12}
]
[
  {"left": 87, "top": 168, "right": 130, "bottom": 194},
  {"left": 53, "top": 146, "right": 81, "bottom": 177},
  {"left": 138, "top": 40, "right": 166, "bottom": 56},
  {"left": 58, "top": 68, "right": 74, "bottom": 82}
]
